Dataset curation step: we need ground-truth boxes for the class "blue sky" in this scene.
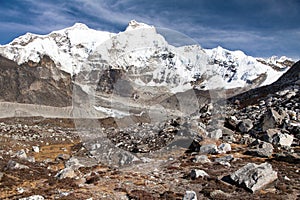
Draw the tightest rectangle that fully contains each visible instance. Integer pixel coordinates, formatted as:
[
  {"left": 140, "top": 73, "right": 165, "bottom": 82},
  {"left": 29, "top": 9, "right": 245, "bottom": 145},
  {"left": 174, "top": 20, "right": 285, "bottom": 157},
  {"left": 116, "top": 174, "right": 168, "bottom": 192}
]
[{"left": 0, "top": 0, "right": 299, "bottom": 59}]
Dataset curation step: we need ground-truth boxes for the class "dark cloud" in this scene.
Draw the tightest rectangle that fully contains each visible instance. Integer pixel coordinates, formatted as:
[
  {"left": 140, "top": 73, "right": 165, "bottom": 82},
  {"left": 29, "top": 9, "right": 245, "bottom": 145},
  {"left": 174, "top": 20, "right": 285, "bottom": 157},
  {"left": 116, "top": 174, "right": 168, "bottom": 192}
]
[{"left": 0, "top": 0, "right": 299, "bottom": 59}]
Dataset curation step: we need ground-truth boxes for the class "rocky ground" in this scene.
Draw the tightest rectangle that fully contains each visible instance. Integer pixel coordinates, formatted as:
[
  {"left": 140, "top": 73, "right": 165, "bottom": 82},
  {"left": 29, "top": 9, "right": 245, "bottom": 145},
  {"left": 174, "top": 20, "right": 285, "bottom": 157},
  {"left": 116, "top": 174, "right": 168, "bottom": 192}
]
[
  {"left": 0, "top": 63, "right": 299, "bottom": 199},
  {"left": 0, "top": 86, "right": 299, "bottom": 199}
]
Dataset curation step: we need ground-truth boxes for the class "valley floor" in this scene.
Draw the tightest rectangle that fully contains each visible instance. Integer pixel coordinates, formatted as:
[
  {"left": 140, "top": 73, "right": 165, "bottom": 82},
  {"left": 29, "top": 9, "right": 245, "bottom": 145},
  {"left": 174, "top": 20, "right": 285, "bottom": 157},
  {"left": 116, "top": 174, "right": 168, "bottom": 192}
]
[{"left": 0, "top": 117, "right": 299, "bottom": 200}]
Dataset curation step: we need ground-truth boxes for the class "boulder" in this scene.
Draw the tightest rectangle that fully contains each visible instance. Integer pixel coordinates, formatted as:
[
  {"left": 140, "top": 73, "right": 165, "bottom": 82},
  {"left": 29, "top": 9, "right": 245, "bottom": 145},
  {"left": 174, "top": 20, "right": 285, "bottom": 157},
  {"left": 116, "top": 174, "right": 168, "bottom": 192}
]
[
  {"left": 262, "top": 129, "right": 280, "bottom": 143},
  {"left": 183, "top": 190, "right": 197, "bottom": 200},
  {"left": 221, "top": 127, "right": 236, "bottom": 142},
  {"left": 227, "top": 116, "right": 240, "bottom": 129},
  {"left": 273, "top": 133, "right": 294, "bottom": 147},
  {"left": 193, "top": 155, "right": 211, "bottom": 164},
  {"left": 218, "top": 143, "right": 231, "bottom": 153},
  {"left": 32, "top": 146, "right": 40, "bottom": 153},
  {"left": 65, "top": 156, "right": 98, "bottom": 169},
  {"left": 15, "top": 149, "right": 27, "bottom": 159},
  {"left": 214, "top": 155, "right": 234, "bottom": 163},
  {"left": 229, "top": 162, "right": 277, "bottom": 193},
  {"left": 199, "top": 144, "right": 218, "bottom": 154},
  {"left": 55, "top": 167, "right": 76, "bottom": 179},
  {"left": 208, "top": 129, "right": 222, "bottom": 139},
  {"left": 222, "top": 134, "right": 236, "bottom": 143},
  {"left": 247, "top": 141, "right": 274, "bottom": 157},
  {"left": 241, "top": 134, "right": 256, "bottom": 145},
  {"left": 262, "top": 108, "right": 283, "bottom": 131},
  {"left": 210, "top": 190, "right": 231, "bottom": 199},
  {"left": 238, "top": 119, "right": 253, "bottom": 133},
  {"left": 6, "top": 160, "right": 29, "bottom": 170},
  {"left": 190, "top": 169, "right": 209, "bottom": 179}
]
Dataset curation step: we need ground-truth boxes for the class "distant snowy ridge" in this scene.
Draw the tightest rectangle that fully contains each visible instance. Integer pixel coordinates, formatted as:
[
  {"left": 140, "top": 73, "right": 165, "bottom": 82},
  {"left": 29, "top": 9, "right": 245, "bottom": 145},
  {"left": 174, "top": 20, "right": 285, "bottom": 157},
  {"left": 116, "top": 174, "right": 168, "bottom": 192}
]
[
  {"left": 0, "top": 20, "right": 295, "bottom": 91},
  {"left": 204, "top": 46, "right": 294, "bottom": 88}
]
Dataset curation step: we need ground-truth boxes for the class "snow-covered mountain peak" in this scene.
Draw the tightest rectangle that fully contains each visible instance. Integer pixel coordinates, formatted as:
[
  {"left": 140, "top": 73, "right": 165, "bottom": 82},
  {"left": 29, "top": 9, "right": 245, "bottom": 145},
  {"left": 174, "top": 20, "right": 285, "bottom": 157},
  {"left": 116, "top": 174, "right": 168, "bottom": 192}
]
[
  {"left": 68, "top": 22, "right": 90, "bottom": 30},
  {"left": 125, "top": 20, "right": 153, "bottom": 31},
  {"left": 203, "top": 46, "right": 294, "bottom": 89},
  {"left": 9, "top": 32, "right": 38, "bottom": 46},
  {"left": 264, "top": 55, "right": 294, "bottom": 65},
  {"left": 207, "top": 46, "right": 247, "bottom": 60},
  {"left": 0, "top": 21, "right": 295, "bottom": 91},
  {"left": 0, "top": 22, "right": 114, "bottom": 74}
]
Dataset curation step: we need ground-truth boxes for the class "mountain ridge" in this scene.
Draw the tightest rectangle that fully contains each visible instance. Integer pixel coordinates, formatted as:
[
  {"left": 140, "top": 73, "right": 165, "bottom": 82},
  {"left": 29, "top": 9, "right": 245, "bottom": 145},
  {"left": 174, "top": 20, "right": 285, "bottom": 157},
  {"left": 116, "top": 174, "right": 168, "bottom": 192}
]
[
  {"left": 0, "top": 21, "right": 295, "bottom": 91},
  {"left": 0, "top": 21, "right": 298, "bottom": 116}
]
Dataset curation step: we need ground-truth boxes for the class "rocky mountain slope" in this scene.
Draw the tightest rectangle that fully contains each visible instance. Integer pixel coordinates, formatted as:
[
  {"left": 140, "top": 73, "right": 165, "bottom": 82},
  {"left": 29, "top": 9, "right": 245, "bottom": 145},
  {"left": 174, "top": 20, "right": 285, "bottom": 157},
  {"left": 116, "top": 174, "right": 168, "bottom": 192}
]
[
  {"left": 229, "top": 60, "right": 300, "bottom": 107},
  {"left": 0, "top": 55, "right": 72, "bottom": 107}
]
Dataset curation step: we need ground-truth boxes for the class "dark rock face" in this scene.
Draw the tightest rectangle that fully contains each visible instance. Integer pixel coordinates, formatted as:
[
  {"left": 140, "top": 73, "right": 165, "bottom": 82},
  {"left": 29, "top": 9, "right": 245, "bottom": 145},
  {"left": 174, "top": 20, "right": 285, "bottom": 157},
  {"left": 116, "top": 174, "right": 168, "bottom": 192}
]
[{"left": 0, "top": 55, "right": 72, "bottom": 107}]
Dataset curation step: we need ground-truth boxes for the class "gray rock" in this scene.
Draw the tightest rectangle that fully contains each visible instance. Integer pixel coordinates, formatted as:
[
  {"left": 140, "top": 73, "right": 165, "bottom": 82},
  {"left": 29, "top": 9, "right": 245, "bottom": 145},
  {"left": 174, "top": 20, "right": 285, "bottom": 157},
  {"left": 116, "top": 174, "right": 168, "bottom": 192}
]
[
  {"left": 191, "top": 169, "right": 209, "bottom": 179},
  {"left": 214, "top": 155, "right": 234, "bottom": 163},
  {"left": 222, "top": 134, "right": 236, "bottom": 143},
  {"left": 219, "top": 161, "right": 231, "bottom": 167},
  {"left": 27, "top": 156, "right": 36, "bottom": 163},
  {"left": 15, "top": 149, "right": 27, "bottom": 159},
  {"left": 284, "top": 176, "right": 290, "bottom": 181},
  {"left": 230, "top": 162, "right": 277, "bottom": 192},
  {"left": 19, "top": 195, "right": 45, "bottom": 200},
  {"left": 208, "top": 129, "right": 222, "bottom": 139},
  {"left": 218, "top": 143, "right": 231, "bottom": 153},
  {"left": 56, "top": 154, "right": 71, "bottom": 161},
  {"left": 6, "top": 160, "right": 29, "bottom": 170},
  {"left": 238, "top": 119, "right": 253, "bottom": 133},
  {"left": 32, "top": 146, "right": 40, "bottom": 153},
  {"left": 55, "top": 167, "right": 76, "bottom": 179},
  {"left": 273, "top": 133, "right": 294, "bottom": 147},
  {"left": 210, "top": 190, "right": 231, "bottom": 199},
  {"left": 200, "top": 144, "right": 218, "bottom": 154},
  {"left": 227, "top": 116, "right": 240, "bottom": 129},
  {"left": 221, "top": 127, "right": 235, "bottom": 138},
  {"left": 65, "top": 156, "right": 98, "bottom": 169},
  {"left": 286, "top": 91, "right": 296, "bottom": 99},
  {"left": 193, "top": 155, "right": 211, "bottom": 164},
  {"left": 262, "top": 108, "right": 283, "bottom": 131},
  {"left": 263, "top": 129, "right": 280, "bottom": 143},
  {"left": 241, "top": 134, "right": 256, "bottom": 145},
  {"left": 183, "top": 190, "right": 197, "bottom": 200},
  {"left": 248, "top": 141, "right": 274, "bottom": 157}
]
